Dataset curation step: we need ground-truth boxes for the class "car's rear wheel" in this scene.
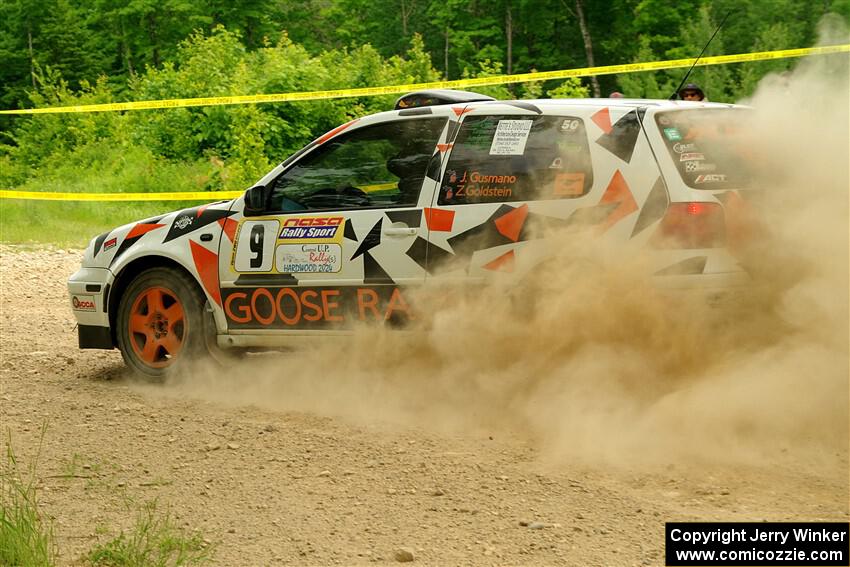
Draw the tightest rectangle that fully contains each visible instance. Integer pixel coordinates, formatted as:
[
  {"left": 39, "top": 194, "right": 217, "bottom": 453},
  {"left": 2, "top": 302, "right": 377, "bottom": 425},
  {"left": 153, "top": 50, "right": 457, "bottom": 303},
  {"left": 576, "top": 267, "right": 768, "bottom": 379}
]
[{"left": 116, "top": 267, "right": 206, "bottom": 379}]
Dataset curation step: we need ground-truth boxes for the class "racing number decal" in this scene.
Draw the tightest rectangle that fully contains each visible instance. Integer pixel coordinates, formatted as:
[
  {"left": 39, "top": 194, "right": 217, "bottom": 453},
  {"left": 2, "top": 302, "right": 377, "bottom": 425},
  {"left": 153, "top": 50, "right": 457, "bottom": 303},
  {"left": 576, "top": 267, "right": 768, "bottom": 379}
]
[
  {"left": 249, "top": 225, "right": 265, "bottom": 268},
  {"left": 233, "top": 220, "right": 278, "bottom": 272},
  {"left": 560, "top": 118, "right": 581, "bottom": 132},
  {"left": 232, "top": 217, "right": 348, "bottom": 274}
]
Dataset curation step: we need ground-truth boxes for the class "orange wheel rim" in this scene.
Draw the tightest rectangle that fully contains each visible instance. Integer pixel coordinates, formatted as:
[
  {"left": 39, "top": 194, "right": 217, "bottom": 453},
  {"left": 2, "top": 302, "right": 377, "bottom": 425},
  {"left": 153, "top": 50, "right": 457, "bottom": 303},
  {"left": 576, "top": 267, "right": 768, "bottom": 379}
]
[{"left": 128, "top": 286, "right": 187, "bottom": 368}]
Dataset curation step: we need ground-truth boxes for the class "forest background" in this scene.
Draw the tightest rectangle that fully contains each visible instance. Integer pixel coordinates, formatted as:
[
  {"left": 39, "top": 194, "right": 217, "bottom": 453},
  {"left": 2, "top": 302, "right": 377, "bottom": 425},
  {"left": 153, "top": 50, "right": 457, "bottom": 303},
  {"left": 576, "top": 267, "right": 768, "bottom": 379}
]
[{"left": 0, "top": 0, "right": 848, "bottom": 244}]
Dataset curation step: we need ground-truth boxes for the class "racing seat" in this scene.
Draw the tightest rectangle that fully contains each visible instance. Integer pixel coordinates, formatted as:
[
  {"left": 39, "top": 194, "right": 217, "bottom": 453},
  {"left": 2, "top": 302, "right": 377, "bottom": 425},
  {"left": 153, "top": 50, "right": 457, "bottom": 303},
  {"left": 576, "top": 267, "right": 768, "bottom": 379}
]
[{"left": 386, "top": 151, "right": 431, "bottom": 206}]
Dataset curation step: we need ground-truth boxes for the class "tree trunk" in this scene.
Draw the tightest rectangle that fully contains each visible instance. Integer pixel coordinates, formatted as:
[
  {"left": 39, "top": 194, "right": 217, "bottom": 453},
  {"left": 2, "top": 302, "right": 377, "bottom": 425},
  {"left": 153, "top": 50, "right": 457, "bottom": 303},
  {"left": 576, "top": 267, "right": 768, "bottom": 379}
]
[
  {"left": 574, "top": 0, "right": 600, "bottom": 97},
  {"left": 506, "top": 5, "right": 515, "bottom": 96},
  {"left": 148, "top": 13, "right": 159, "bottom": 67},
  {"left": 28, "top": 26, "right": 35, "bottom": 87},
  {"left": 121, "top": 18, "right": 134, "bottom": 76},
  {"left": 506, "top": 5, "right": 512, "bottom": 75},
  {"left": 444, "top": 27, "right": 449, "bottom": 80},
  {"left": 400, "top": 0, "right": 413, "bottom": 36}
]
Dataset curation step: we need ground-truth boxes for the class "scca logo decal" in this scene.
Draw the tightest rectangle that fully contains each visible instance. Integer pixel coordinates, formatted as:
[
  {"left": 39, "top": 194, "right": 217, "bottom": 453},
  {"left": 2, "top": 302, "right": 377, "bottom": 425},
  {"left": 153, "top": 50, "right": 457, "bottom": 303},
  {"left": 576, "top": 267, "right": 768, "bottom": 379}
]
[{"left": 72, "top": 296, "right": 96, "bottom": 311}]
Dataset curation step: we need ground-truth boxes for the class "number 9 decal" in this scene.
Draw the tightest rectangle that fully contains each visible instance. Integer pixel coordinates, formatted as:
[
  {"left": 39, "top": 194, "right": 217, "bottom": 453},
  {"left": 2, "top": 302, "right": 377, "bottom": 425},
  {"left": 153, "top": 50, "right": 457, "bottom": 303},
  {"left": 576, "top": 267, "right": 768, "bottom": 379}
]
[
  {"left": 248, "top": 225, "right": 265, "bottom": 268},
  {"left": 233, "top": 220, "right": 279, "bottom": 272}
]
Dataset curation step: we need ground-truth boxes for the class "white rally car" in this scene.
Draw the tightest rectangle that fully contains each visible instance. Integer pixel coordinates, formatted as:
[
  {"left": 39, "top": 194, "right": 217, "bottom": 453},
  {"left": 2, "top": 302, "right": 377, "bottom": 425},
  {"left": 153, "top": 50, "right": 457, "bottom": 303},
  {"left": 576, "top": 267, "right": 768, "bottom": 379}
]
[{"left": 68, "top": 90, "right": 753, "bottom": 377}]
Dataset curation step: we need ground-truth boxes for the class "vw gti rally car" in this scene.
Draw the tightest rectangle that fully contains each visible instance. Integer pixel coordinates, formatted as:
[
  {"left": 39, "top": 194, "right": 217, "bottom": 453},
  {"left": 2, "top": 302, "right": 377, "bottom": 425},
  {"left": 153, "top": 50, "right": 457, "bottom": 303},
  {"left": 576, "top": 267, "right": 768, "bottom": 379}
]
[{"left": 68, "top": 89, "right": 754, "bottom": 378}]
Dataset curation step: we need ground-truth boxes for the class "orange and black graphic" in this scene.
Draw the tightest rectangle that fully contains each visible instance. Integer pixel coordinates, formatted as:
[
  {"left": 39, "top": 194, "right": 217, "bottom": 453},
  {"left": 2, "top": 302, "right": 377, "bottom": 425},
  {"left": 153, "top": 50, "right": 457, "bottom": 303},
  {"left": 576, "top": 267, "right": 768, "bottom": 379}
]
[
  {"left": 406, "top": 203, "right": 572, "bottom": 274},
  {"left": 218, "top": 217, "right": 239, "bottom": 243},
  {"left": 108, "top": 216, "right": 165, "bottom": 268},
  {"left": 92, "top": 230, "right": 111, "bottom": 258},
  {"left": 189, "top": 240, "right": 222, "bottom": 306},
  {"left": 316, "top": 118, "right": 359, "bottom": 145},
  {"left": 162, "top": 205, "right": 237, "bottom": 243},
  {"left": 630, "top": 177, "right": 669, "bottom": 238},
  {"left": 424, "top": 207, "right": 455, "bottom": 232},
  {"left": 386, "top": 209, "right": 422, "bottom": 228},
  {"left": 445, "top": 120, "right": 461, "bottom": 145},
  {"left": 593, "top": 108, "right": 641, "bottom": 163},
  {"left": 553, "top": 170, "right": 642, "bottom": 233},
  {"left": 425, "top": 150, "right": 443, "bottom": 181},
  {"left": 597, "top": 170, "right": 638, "bottom": 230},
  {"left": 350, "top": 218, "right": 394, "bottom": 284}
]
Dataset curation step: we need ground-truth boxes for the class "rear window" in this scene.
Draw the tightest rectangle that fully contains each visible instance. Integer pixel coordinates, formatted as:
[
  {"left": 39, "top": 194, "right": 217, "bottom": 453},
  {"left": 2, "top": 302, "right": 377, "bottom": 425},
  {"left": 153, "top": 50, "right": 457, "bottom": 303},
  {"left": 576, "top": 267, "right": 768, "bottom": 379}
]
[
  {"left": 656, "top": 109, "right": 752, "bottom": 189},
  {"left": 439, "top": 115, "right": 593, "bottom": 205}
]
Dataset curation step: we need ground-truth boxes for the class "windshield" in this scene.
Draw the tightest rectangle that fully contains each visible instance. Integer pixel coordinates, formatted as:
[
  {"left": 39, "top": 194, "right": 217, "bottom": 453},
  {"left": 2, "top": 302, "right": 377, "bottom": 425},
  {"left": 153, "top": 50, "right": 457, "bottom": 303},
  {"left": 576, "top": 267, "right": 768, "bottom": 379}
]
[{"left": 655, "top": 109, "right": 752, "bottom": 190}]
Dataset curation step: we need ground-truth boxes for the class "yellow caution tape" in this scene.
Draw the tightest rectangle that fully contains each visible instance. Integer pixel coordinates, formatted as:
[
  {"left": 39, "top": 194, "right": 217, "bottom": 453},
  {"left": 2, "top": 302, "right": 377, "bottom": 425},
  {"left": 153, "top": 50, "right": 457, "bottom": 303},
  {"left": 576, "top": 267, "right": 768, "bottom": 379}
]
[
  {"left": 0, "top": 189, "right": 243, "bottom": 201},
  {"left": 359, "top": 182, "right": 397, "bottom": 193},
  {"left": 1, "top": 44, "right": 847, "bottom": 116},
  {"left": 2, "top": 44, "right": 847, "bottom": 202},
  {"left": 0, "top": 186, "right": 396, "bottom": 201}
]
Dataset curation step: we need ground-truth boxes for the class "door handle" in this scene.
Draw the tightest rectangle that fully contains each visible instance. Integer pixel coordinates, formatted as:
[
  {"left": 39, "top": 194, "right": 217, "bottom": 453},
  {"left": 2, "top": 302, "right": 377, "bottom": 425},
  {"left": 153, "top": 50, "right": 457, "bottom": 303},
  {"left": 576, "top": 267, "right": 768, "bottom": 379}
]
[{"left": 383, "top": 226, "right": 417, "bottom": 237}]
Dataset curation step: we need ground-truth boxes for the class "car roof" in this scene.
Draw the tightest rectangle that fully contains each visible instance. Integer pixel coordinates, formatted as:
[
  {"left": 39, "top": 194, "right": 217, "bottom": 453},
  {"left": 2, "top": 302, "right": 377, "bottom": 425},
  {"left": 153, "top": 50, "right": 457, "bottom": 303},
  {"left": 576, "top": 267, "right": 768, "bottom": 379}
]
[
  {"left": 324, "top": 96, "right": 745, "bottom": 145},
  {"left": 372, "top": 98, "right": 743, "bottom": 121},
  {"left": 466, "top": 97, "right": 741, "bottom": 110}
]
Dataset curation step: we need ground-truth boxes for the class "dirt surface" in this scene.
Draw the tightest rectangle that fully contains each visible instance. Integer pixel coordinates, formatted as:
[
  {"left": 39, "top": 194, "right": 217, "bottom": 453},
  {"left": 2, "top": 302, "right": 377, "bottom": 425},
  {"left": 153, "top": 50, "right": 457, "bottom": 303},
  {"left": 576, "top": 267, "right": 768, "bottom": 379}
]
[{"left": 0, "top": 245, "right": 847, "bottom": 566}]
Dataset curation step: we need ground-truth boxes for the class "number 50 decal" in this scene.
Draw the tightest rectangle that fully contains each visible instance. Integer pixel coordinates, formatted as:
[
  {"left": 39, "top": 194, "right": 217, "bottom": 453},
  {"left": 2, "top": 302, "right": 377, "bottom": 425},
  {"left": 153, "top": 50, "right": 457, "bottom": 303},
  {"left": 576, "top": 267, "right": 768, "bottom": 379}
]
[{"left": 233, "top": 220, "right": 279, "bottom": 272}]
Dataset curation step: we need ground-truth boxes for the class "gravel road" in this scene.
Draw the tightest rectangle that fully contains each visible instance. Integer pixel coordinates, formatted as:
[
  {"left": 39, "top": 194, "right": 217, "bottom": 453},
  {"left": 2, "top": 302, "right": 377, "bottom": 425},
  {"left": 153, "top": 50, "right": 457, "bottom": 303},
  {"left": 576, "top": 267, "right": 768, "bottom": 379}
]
[{"left": 1, "top": 245, "right": 846, "bottom": 566}]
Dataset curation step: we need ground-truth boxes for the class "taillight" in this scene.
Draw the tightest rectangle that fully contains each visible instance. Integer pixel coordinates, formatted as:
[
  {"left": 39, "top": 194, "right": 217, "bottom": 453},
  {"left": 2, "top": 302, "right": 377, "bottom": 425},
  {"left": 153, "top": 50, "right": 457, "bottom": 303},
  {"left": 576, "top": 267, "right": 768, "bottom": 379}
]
[{"left": 651, "top": 202, "right": 726, "bottom": 248}]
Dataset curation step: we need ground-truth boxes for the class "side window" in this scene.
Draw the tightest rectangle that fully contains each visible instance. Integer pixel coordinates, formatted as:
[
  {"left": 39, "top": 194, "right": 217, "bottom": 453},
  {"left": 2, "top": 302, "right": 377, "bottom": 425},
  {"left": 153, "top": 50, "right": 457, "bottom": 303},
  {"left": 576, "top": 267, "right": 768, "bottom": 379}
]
[
  {"left": 268, "top": 118, "right": 447, "bottom": 212},
  {"left": 439, "top": 115, "right": 593, "bottom": 205}
]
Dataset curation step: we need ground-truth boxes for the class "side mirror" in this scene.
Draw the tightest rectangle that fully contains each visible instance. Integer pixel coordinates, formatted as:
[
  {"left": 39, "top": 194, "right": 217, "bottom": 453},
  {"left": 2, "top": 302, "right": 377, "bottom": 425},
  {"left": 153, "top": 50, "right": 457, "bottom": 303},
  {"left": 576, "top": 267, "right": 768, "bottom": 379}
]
[{"left": 243, "top": 185, "right": 267, "bottom": 215}]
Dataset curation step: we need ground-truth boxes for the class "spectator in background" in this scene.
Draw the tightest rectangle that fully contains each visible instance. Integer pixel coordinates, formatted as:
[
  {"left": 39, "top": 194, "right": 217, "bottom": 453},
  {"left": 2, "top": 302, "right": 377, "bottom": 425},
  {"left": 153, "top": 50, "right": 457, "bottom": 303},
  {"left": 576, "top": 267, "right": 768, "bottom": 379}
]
[
  {"left": 609, "top": 91, "right": 624, "bottom": 98},
  {"left": 678, "top": 83, "right": 706, "bottom": 101}
]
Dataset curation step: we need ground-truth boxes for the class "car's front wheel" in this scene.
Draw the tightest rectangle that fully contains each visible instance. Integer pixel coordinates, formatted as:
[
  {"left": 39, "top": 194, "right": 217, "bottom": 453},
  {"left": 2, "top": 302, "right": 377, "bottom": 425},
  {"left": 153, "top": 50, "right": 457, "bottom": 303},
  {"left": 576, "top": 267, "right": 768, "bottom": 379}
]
[{"left": 116, "top": 267, "right": 206, "bottom": 379}]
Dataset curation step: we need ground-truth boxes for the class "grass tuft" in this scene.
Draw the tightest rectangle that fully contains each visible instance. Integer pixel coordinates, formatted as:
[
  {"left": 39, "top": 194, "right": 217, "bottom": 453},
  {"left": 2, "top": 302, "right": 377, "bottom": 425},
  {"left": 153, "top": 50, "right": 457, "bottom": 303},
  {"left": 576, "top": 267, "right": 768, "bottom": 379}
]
[
  {"left": 0, "top": 425, "right": 57, "bottom": 567},
  {"left": 87, "top": 499, "right": 212, "bottom": 567}
]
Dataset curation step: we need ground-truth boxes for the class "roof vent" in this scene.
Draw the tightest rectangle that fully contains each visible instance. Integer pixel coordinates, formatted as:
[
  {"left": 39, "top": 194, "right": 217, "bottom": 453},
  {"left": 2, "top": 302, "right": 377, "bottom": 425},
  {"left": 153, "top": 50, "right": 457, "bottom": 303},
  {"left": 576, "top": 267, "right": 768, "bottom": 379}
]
[{"left": 394, "top": 89, "right": 495, "bottom": 110}]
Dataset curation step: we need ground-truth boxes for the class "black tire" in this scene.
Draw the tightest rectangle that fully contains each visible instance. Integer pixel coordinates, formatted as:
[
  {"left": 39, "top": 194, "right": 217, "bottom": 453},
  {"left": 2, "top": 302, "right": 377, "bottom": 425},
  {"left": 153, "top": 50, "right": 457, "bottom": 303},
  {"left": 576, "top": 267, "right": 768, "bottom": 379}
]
[{"left": 116, "top": 267, "right": 207, "bottom": 380}]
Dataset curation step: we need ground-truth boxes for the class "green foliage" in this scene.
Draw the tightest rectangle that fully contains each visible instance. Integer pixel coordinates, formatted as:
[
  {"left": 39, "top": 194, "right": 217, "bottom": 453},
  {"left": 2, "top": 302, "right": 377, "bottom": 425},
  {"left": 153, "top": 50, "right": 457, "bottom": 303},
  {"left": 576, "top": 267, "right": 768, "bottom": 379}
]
[
  {"left": 2, "top": 0, "right": 848, "bottom": 113},
  {"left": 0, "top": 426, "right": 57, "bottom": 567},
  {"left": 547, "top": 77, "right": 591, "bottom": 99},
  {"left": 460, "top": 59, "right": 512, "bottom": 100},
  {"left": 86, "top": 500, "right": 212, "bottom": 567},
  {"left": 617, "top": 36, "right": 676, "bottom": 100},
  {"left": 0, "top": 1, "right": 848, "bottom": 245},
  {"left": 737, "top": 23, "right": 797, "bottom": 97},
  {"left": 665, "top": 5, "right": 734, "bottom": 102},
  {"left": 0, "top": 200, "right": 196, "bottom": 247},
  {"left": 1, "top": 27, "right": 446, "bottom": 197}
]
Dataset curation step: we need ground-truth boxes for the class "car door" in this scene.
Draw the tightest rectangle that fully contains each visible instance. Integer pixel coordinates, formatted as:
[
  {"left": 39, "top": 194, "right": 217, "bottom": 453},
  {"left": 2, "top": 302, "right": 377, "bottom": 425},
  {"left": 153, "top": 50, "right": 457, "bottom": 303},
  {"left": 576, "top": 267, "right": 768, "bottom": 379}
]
[
  {"left": 419, "top": 106, "right": 596, "bottom": 283},
  {"left": 420, "top": 103, "right": 662, "bottom": 284},
  {"left": 217, "top": 115, "right": 448, "bottom": 332}
]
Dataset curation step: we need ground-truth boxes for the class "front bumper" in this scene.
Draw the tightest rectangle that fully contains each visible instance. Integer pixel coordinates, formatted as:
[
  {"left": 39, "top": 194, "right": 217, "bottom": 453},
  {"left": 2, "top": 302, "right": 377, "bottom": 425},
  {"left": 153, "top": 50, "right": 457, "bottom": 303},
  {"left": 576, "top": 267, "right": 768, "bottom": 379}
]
[{"left": 68, "top": 267, "right": 114, "bottom": 349}]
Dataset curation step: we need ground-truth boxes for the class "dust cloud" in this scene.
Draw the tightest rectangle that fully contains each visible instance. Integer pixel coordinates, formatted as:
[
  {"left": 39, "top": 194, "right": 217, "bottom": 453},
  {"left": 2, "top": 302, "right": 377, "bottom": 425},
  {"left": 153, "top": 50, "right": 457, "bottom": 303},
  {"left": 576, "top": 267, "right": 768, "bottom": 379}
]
[{"left": 162, "top": 17, "right": 848, "bottom": 473}]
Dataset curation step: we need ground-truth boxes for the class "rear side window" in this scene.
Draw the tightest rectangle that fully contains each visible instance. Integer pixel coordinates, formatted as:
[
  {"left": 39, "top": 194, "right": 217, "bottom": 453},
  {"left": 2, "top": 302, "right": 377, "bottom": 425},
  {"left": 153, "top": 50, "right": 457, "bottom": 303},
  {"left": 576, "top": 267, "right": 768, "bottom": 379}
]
[
  {"left": 655, "top": 109, "right": 752, "bottom": 189},
  {"left": 439, "top": 115, "right": 593, "bottom": 205}
]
